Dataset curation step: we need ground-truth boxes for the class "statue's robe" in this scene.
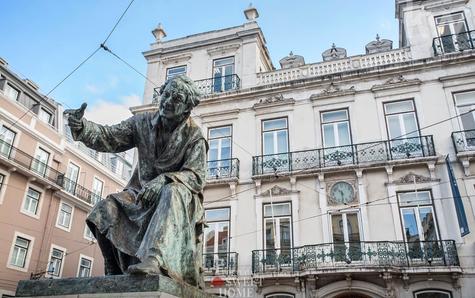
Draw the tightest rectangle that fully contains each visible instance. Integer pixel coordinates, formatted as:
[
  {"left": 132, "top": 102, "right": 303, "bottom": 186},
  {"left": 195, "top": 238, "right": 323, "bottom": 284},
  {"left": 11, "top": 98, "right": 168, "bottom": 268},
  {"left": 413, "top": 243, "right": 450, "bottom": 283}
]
[{"left": 71, "top": 112, "right": 207, "bottom": 287}]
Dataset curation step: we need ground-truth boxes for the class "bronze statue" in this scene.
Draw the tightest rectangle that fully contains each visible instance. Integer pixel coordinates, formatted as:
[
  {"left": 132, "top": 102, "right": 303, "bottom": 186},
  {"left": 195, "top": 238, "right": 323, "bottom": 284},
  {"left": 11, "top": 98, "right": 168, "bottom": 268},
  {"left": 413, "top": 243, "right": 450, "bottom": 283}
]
[{"left": 65, "top": 76, "right": 207, "bottom": 287}]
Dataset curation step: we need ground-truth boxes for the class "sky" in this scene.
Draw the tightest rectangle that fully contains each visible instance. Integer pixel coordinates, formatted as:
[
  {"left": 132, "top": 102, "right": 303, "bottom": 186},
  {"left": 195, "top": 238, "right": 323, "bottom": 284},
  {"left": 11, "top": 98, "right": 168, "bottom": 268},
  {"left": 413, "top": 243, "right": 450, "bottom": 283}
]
[{"left": 1, "top": 0, "right": 399, "bottom": 124}]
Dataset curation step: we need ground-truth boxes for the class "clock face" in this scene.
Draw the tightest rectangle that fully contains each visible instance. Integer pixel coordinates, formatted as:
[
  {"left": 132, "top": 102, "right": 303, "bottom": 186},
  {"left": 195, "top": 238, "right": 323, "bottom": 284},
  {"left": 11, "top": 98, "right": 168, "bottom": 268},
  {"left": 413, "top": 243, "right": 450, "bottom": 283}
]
[{"left": 330, "top": 181, "right": 355, "bottom": 204}]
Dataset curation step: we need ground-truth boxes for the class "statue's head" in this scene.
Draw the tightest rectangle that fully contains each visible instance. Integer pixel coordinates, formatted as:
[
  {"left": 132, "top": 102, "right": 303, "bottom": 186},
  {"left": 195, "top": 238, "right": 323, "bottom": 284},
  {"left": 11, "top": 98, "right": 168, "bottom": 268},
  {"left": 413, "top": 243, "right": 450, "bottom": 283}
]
[{"left": 158, "top": 75, "right": 201, "bottom": 120}]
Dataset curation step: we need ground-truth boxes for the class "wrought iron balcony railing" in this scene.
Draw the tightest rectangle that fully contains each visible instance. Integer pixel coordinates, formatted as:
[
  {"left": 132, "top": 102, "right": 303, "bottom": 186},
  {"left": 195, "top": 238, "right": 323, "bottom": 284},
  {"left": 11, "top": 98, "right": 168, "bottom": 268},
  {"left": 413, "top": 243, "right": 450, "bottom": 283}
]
[
  {"left": 452, "top": 129, "right": 475, "bottom": 153},
  {"left": 195, "top": 74, "right": 240, "bottom": 95},
  {"left": 433, "top": 30, "right": 475, "bottom": 55},
  {"left": 0, "top": 139, "right": 63, "bottom": 185},
  {"left": 207, "top": 158, "right": 239, "bottom": 180},
  {"left": 57, "top": 176, "right": 103, "bottom": 206},
  {"left": 252, "top": 240, "right": 459, "bottom": 274},
  {"left": 252, "top": 135, "right": 435, "bottom": 176},
  {"left": 203, "top": 252, "right": 238, "bottom": 276}
]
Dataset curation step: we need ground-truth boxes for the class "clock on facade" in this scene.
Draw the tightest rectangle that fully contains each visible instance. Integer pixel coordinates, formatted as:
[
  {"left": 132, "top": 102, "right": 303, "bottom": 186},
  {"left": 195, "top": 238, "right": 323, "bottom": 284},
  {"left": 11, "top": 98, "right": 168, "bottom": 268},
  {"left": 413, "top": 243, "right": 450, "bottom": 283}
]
[{"left": 330, "top": 181, "right": 355, "bottom": 204}]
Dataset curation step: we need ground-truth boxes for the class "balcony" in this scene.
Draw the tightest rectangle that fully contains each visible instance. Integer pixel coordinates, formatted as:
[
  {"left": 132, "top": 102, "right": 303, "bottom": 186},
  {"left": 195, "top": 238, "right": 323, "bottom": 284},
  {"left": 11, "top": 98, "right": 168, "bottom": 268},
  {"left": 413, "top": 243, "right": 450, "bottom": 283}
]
[
  {"left": 207, "top": 158, "right": 239, "bottom": 181},
  {"left": 195, "top": 74, "right": 241, "bottom": 96},
  {"left": 452, "top": 129, "right": 475, "bottom": 154},
  {"left": 252, "top": 135, "right": 435, "bottom": 176},
  {"left": 0, "top": 140, "right": 63, "bottom": 187},
  {"left": 203, "top": 252, "right": 238, "bottom": 276},
  {"left": 433, "top": 30, "right": 475, "bottom": 55},
  {"left": 252, "top": 240, "right": 459, "bottom": 275},
  {"left": 57, "top": 176, "right": 103, "bottom": 206}
]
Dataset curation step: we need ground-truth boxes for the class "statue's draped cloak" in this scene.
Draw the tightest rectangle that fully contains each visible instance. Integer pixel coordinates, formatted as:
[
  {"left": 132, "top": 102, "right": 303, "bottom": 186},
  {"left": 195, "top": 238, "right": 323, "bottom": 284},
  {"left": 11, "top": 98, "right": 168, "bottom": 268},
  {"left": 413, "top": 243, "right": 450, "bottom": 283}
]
[{"left": 72, "top": 112, "right": 207, "bottom": 286}]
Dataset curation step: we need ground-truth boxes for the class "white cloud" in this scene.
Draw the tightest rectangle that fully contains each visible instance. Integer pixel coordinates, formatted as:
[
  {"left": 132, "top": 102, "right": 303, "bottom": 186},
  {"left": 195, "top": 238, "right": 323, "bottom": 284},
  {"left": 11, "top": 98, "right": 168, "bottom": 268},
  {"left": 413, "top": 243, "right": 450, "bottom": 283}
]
[
  {"left": 85, "top": 83, "right": 102, "bottom": 94},
  {"left": 84, "top": 94, "right": 142, "bottom": 125}
]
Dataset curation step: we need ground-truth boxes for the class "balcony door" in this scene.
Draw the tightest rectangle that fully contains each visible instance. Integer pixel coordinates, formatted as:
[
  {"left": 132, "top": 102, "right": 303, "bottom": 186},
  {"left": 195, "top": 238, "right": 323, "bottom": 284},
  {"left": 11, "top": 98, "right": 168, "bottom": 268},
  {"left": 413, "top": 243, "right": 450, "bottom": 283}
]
[
  {"left": 331, "top": 212, "right": 362, "bottom": 262},
  {"left": 455, "top": 91, "right": 475, "bottom": 148},
  {"left": 262, "top": 118, "right": 289, "bottom": 173},
  {"left": 321, "top": 109, "right": 352, "bottom": 166},
  {"left": 0, "top": 126, "right": 16, "bottom": 158},
  {"left": 435, "top": 12, "right": 471, "bottom": 53},
  {"left": 263, "top": 202, "right": 293, "bottom": 269},
  {"left": 384, "top": 100, "right": 422, "bottom": 158},
  {"left": 213, "top": 57, "right": 235, "bottom": 93},
  {"left": 203, "top": 208, "right": 231, "bottom": 273},
  {"left": 208, "top": 126, "right": 231, "bottom": 178},
  {"left": 32, "top": 147, "right": 50, "bottom": 176},
  {"left": 65, "top": 162, "right": 80, "bottom": 195}
]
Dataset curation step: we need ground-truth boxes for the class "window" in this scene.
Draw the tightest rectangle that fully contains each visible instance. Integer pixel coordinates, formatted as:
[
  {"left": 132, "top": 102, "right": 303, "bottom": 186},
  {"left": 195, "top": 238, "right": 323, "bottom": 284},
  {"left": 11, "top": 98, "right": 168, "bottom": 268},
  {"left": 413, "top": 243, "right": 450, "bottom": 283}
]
[
  {"left": 91, "top": 177, "right": 104, "bottom": 205},
  {"left": 414, "top": 289, "right": 452, "bottom": 298},
  {"left": 262, "top": 118, "right": 289, "bottom": 173},
  {"left": 321, "top": 109, "right": 352, "bottom": 165},
  {"left": 84, "top": 225, "right": 94, "bottom": 241},
  {"left": 213, "top": 57, "right": 235, "bottom": 93},
  {"left": 263, "top": 202, "right": 293, "bottom": 266},
  {"left": 331, "top": 212, "right": 361, "bottom": 261},
  {"left": 208, "top": 126, "right": 232, "bottom": 178},
  {"left": 4, "top": 83, "right": 20, "bottom": 101},
  {"left": 0, "top": 126, "right": 16, "bottom": 157},
  {"left": 57, "top": 202, "right": 73, "bottom": 230},
  {"left": 203, "top": 208, "right": 230, "bottom": 271},
  {"left": 0, "top": 174, "right": 4, "bottom": 193},
  {"left": 31, "top": 147, "right": 50, "bottom": 176},
  {"left": 38, "top": 108, "right": 53, "bottom": 125},
  {"left": 65, "top": 162, "right": 80, "bottom": 195},
  {"left": 111, "top": 157, "right": 124, "bottom": 176},
  {"left": 398, "top": 191, "right": 440, "bottom": 260},
  {"left": 166, "top": 65, "right": 187, "bottom": 80},
  {"left": 22, "top": 187, "right": 41, "bottom": 216},
  {"left": 78, "top": 256, "right": 93, "bottom": 277},
  {"left": 435, "top": 12, "right": 470, "bottom": 53},
  {"left": 454, "top": 91, "right": 475, "bottom": 148},
  {"left": 384, "top": 99, "right": 422, "bottom": 158},
  {"left": 10, "top": 236, "right": 30, "bottom": 268},
  {"left": 47, "top": 247, "right": 65, "bottom": 277}
]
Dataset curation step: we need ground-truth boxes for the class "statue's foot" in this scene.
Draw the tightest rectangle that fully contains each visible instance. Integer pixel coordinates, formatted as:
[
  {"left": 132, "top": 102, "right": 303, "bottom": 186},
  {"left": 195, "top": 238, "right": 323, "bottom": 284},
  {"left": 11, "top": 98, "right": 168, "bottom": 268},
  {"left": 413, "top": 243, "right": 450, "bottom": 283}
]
[{"left": 127, "top": 257, "right": 161, "bottom": 275}]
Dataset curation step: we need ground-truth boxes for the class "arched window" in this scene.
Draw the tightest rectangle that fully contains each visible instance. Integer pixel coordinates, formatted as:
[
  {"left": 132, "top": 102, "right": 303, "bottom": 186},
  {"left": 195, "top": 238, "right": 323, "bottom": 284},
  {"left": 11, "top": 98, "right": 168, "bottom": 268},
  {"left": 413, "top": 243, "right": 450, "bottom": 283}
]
[
  {"left": 414, "top": 289, "right": 452, "bottom": 298},
  {"left": 265, "top": 293, "right": 295, "bottom": 298}
]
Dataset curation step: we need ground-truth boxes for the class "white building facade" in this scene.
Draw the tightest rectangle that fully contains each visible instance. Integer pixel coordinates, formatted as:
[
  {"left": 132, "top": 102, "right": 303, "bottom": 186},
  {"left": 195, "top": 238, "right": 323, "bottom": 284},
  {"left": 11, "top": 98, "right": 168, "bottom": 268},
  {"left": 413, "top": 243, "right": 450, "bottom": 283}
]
[{"left": 135, "top": 1, "right": 475, "bottom": 297}]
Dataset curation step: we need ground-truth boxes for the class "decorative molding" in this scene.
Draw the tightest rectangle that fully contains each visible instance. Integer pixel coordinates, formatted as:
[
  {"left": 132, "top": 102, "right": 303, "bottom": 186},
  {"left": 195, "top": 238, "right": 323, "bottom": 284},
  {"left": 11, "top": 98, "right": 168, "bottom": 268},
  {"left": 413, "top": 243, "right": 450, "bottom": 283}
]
[
  {"left": 258, "top": 185, "right": 295, "bottom": 197},
  {"left": 392, "top": 172, "right": 440, "bottom": 185},
  {"left": 160, "top": 53, "right": 192, "bottom": 65},
  {"left": 207, "top": 44, "right": 240, "bottom": 57},
  {"left": 253, "top": 94, "right": 295, "bottom": 109},
  {"left": 371, "top": 75, "right": 422, "bottom": 92},
  {"left": 310, "top": 83, "right": 356, "bottom": 100},
  {"left": 199, "top": 108, "right": 240, "bottom": 124},
  {"left": 423, "top": 0, "right": 468, "bottom": 12}
]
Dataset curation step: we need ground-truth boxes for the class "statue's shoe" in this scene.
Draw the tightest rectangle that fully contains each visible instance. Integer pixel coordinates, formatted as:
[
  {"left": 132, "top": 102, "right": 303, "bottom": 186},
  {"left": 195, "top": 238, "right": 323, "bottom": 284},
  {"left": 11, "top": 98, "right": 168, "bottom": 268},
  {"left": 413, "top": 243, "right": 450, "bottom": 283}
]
[{"left": 127, "top": 257, "right": 161, "bottom": 275}]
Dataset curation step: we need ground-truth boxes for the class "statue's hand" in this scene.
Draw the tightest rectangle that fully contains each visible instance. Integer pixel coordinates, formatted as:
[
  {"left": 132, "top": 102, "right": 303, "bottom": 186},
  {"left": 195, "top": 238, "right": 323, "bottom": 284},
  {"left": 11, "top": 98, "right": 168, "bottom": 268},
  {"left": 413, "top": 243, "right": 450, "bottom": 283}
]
[
  {"left": 138, "top": 175, "right": 169, "bottom": 208},
  {"left": 64, "top": 103, "right": 87, "bottom": 131}
]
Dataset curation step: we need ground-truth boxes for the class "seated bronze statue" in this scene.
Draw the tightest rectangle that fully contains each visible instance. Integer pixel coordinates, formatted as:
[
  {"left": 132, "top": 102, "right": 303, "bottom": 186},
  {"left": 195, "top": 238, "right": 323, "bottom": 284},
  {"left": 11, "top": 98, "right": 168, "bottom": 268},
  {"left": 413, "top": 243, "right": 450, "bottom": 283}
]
[{"left": 65, "top": 76, "right": 207, "bottom": 287}]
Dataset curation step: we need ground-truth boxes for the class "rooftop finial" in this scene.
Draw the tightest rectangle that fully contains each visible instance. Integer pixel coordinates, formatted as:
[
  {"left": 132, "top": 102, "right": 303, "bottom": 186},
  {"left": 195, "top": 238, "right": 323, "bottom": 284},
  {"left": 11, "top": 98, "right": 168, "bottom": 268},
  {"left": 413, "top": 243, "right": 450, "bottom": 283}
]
[
  {"left": 289, "top": 51, "right": 293, "bottom": 56},
  {"left": 376, "top": 34, "right": 380, "bottom": 41},
  {"left": 152, "top": 22, "right": 167, "bottom": 42},
  {"left": 244, "top": 3, "right": 259, "bottom": 21}
]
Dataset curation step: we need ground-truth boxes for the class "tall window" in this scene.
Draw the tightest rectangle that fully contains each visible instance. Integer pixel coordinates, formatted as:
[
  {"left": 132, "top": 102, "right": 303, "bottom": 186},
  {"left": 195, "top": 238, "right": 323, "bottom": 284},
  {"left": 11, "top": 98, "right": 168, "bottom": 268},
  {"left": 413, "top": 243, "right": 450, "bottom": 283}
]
[
  {"left": 331, "top": 212, "right": 361, "bottom": 261},
  {"left": 203, "top": 208, "right": 230, "bottom": 271},
  {"left": 48, "top": 248, "right": 65, "bottom": 277},
  {"left": 10, "top": 236, "right": 30, "bottom": 268},
  {"left": 0, "top": 126, "right": 16, "bottom": 157},
  {"left": 91, "top": 178, "right": 104, "bottom": 205},
  {"left": 65, "top": 162, "right": 80, "bottom": 195},
  {"left": 262, "top": 118, "right": 289, "bottom": 173},
  {"left": 0, "top": 174, "right": 4, "bottom": 192},
  {"left": 4, "top": 83, "right": 20, "bottom": 101},
  {"left": 32, "top": 147, "right": 50, "bottom": 176},
  {"left": 321, "top": 109, "right": 352, "bottom": 165},
  {"left": 398, "top": 191, "right": 439, "bottom": 259},
  {"left": 435, "top": 12, "right": 470, "bottom": 53},
  {"left": 57, "top": 202, "right": 73, "bottom": 230},
  {"left": 22, "top": 187, "right": 41, "bottom": 216},
  {"left": 263, "top": 202, "right": 293, "bottom": 265},
  {"left": 38, "top": 108, "right": 53, "bottom": 125},
  {"left": 84, "top": 225, "right": 94, "bottom": 241},
  {"left": 208, "top": 126, "right": 232, "bottom": 178},
  {"left": 166, "top": 65, "right": 187, "bottom": 80},
  {"left": 454, "top": 91, "right": 475, "bottom": 148},
  {"left": 78, "top": 256, "right": 92, "bottom": 277},
  {"left": 384, "top": 99, "right": 422, "bottom": 158},
  {"left": 213, "top": 57, "right": 235, "bottom": 93}
]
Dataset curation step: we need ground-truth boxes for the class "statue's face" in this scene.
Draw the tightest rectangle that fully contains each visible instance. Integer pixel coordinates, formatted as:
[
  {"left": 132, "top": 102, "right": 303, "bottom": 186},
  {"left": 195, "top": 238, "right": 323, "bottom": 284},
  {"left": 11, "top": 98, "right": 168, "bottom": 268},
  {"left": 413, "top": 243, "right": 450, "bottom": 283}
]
[{"left": 159, "top": 82, "right": 189, "bottom": 120}]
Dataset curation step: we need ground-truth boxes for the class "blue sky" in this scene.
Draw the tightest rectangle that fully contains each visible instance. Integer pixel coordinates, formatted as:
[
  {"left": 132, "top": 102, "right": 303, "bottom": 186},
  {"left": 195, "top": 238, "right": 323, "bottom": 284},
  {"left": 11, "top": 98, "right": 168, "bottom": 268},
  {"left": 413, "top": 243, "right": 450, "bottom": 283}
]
[{"left": 1, "top": 0, "right": 398, "bottom": 123}]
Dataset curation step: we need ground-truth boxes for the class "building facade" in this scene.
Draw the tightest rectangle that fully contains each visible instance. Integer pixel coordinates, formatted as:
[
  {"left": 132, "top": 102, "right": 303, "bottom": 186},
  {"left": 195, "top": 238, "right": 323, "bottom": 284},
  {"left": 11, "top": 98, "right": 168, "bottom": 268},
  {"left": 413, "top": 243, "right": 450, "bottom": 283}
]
[
  {"left": 136, "top": 0, "right": 475, "bottom": 297},
  {"left": 0, "top": 58, "right": 133, "bottom": 297}
]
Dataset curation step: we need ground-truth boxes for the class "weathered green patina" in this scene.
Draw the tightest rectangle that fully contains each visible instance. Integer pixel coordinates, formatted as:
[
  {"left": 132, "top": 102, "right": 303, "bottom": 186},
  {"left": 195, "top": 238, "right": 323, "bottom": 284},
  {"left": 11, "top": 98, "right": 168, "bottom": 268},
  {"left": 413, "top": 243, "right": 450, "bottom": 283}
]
[{"left": 65, "top": 76, "right": 207, "bottom": 288}]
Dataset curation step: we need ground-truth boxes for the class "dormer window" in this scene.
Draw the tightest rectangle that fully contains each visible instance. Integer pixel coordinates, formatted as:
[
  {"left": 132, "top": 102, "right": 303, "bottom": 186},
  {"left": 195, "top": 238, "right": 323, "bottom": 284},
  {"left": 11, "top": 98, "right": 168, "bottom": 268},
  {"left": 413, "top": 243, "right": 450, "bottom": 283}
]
[
  {"left": 166, "top": 65, "right": 187, "bottom": 80},
  {"left": 434, "top": 12, "right": 471, "bottom": 54},
  {"left": 4, "top": 83, "right": 20, "bottom": 101},
  {"left": 38, "top": 108, "right": 53, "bottom": 125}
]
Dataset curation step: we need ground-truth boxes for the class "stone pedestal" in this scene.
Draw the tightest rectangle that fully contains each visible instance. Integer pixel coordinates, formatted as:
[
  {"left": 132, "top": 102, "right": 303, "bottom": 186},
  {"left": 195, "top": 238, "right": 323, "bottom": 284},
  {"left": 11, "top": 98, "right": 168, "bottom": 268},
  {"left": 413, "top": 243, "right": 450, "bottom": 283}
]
[{"left": 15, "top": 274, "right": 215, "bottom": 298}]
